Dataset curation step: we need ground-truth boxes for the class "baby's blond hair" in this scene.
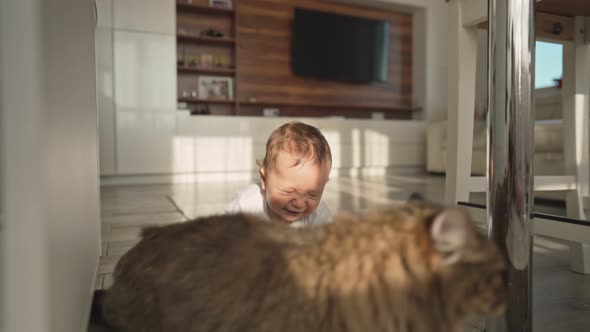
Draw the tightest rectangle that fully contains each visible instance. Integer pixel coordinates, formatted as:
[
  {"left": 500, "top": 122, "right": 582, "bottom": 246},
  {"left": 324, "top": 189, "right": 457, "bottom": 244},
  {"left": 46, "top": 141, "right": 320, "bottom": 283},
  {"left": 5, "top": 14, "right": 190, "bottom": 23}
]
[{"left": 257, "top": 121, "right": 332, "bottom": 172}]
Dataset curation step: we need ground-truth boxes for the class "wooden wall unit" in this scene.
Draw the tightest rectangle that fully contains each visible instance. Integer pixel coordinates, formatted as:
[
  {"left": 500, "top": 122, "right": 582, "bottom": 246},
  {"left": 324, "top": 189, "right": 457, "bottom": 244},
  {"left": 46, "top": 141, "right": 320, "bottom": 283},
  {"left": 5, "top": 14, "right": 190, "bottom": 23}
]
[
  {"left": 177, "top": 0, "right": 237, "bottom": 116},
  {"left": 536, "top": 0, "right": 590, "bottom": 18},
  {"left": 177, "top": 0, "right": 413, "bottom": 118}
]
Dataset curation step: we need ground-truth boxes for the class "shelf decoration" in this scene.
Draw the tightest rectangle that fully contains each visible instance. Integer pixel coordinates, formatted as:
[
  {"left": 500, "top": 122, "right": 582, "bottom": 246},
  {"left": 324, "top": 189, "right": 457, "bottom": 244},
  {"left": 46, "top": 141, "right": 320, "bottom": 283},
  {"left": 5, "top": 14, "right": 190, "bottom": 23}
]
[
  {"left": 198, "top": 76, "right": 234, "bottom": 101},
  {"left": 209, "top": 0, "right": 232, "bottom": 9}
]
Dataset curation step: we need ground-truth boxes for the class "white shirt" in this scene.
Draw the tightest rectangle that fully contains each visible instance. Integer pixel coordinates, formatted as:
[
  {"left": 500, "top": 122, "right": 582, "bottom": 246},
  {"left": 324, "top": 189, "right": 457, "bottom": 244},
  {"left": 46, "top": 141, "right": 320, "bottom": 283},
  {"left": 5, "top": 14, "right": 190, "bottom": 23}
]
[{"left": 224, "top": 184, "right": 332, "bottom": 227}]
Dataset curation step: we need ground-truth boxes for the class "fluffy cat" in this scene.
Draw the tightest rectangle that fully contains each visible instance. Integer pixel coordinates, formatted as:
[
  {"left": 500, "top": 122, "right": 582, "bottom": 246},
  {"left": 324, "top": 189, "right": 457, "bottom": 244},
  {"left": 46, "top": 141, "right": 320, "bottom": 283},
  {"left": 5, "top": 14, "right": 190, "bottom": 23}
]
[{"left": 101, "top": 202, "right": 507, "bottom": 332}]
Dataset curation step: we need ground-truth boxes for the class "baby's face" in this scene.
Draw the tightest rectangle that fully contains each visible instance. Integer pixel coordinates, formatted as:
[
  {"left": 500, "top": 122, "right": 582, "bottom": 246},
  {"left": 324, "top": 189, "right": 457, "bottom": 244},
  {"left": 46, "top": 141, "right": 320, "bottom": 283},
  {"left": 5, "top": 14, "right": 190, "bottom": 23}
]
[{"left": 261, "top": 150, "right": 331, "bottom": 224}]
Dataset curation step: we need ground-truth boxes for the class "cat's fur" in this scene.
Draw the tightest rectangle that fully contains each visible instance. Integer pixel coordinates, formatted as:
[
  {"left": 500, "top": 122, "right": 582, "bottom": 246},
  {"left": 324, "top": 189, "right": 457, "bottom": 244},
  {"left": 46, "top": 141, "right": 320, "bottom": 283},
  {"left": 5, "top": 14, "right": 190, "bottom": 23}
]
[{"left": 102, "top": 202, "right": 507, "bottom": 332}]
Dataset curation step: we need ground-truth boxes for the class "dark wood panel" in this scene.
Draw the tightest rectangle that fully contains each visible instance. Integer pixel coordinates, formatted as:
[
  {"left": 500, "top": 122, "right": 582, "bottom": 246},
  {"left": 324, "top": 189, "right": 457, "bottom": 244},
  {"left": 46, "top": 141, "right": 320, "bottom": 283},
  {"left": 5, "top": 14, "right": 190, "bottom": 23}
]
[
  {"left": 237, "top": 92, "right": 412, "bottom": 109},
  {"left": 176, "top": 2, "right": 235, "bottom": 16},
  {"left": 240, "top": 7, "right": 412, "bottom": 35},
  {"left": 185, "top": 104, "right": 235, "bottom": 116},
  {"left": 239, "top": 100, "right": 412, "bottom": 111},
  {"left": 477, "top": 12, "right": 575, "bottom": 42},
  {"left": 238, "top": 84, "right": 410, "bottom": 99},
  {"left": 249, "top": 0, "right": 411, "bottom": 21},
  {"left": 177, "top": 0, "right": 224, "bottom": 9},
  {"left": 536, "top": 0, "right": 590, "bottom": 17},
  {"left": 237, "top": 104, "right": 413, "bottom": 119},
  {"left": 535, "top": 12, "right": 574, "bottom": 41},
  {"left": 177, "top": 34, "right": 236, "bottom": 45},
  {"left": 238, "top": 37, "right": 412, "bottom": 55},
  {"left": 177, "top": 12, "right": 235, "bottom": 38},
  {"left": 177, "top": 44, "right": 235, "bottom": 70},
  {"left": 178, "top": 66, "right": 235, "bottom": 75},
  {"left": 236, "top": 0, "right": 413, "bottom": 111},
  {"left": 235, "top": 79, "right": 412, "bottom": 94},
  {"left": 179, "top": 97, "right": 235, "bottom": 104},
  {"left": 236, "top": 87, "right": 411, "bottom": 99}
]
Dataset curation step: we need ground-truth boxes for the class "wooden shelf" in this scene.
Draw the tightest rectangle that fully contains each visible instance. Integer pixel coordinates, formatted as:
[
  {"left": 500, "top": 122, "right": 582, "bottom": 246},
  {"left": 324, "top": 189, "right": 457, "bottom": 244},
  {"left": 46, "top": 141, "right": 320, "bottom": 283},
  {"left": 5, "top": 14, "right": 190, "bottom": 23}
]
[
  {"left": 177, "top": 34, "right": 235, "bottom": 46},
  {"left": 238, "top": 100, "right": 414, "bottom": 112},
  {"left": 179, "top": 97, "right": 235, "bottom": 105},
  {"left": 176, "top": 2, "right": 234, "bottom": 15},
  {"left": 178, "top": 66, "right": 235, "bottom": 76}
]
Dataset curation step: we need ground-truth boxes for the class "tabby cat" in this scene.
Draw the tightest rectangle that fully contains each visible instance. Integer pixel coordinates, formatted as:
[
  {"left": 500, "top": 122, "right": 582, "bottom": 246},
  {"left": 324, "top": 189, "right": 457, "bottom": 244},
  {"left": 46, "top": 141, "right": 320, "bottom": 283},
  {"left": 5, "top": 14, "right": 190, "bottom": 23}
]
[{"left": 102, "top": 202, "right": 507, "bottom": 332}]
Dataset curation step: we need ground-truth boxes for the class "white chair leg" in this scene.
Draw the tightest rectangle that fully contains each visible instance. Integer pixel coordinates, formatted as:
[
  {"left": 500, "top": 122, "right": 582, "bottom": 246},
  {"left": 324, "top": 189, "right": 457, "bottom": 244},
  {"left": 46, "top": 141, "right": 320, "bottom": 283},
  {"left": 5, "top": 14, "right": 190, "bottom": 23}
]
[
  {"left": 569, "top": 243, "right": 590, "bottom": 274},
  {"left": 444, "top": 0, "right": 478, "bottom": 205},
  {"left": 562, "top": 17, "right": 590, "bottom": 274}
]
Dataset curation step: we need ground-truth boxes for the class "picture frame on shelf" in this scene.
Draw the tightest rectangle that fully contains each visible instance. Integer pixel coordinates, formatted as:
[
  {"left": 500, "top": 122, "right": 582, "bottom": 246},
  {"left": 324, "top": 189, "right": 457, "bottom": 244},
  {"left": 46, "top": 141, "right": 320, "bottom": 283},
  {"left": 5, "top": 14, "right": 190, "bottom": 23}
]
[
  {"left": 209, "top": 0, "right": 232, "bottom": 9},
  {"left": 198, "top": 76, "right": 233, "bottom": 100}
]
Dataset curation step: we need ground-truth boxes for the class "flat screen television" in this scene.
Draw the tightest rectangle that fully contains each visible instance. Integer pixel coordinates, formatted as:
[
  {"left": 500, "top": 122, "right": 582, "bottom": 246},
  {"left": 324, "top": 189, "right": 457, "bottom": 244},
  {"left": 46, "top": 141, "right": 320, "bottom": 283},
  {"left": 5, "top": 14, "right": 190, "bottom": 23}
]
[{"left": 292, "top": 8, "right": 390, "bottom": 82}]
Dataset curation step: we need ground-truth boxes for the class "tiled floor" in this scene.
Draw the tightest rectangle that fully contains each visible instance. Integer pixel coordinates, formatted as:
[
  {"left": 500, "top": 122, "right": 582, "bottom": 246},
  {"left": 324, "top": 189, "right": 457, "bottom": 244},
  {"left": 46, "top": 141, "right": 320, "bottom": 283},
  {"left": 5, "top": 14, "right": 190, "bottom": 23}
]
[{"left": 94, "top": 172, "right": 589, "bottom": 332}]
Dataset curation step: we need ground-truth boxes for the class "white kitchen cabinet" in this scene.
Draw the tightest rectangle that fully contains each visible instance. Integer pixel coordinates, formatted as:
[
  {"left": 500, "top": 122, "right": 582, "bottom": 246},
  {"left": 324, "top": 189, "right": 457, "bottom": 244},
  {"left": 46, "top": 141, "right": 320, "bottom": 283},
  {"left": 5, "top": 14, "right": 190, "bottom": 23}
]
[
  {"left": 95, "top": 0, "right": 116, "bottom": 175},
  {"left": 113, "top": 0, "right": 175, "bottom": 34},
  {"left": 113, "top": 30, "right": 176, "bottom": 174},
  {"left": 114, "top": 30, "right": 176, "bottom": 114},
  {"left": 116, "top": 111, "right": 176, "bottom": 174}
]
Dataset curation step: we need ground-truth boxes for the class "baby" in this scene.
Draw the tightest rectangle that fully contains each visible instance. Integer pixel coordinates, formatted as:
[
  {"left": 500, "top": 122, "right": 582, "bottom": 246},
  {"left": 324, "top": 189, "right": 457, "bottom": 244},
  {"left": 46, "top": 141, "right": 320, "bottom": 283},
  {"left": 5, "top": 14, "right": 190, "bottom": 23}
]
[{"left": 224, "top": 121, "right": 332, "bottom": 226}]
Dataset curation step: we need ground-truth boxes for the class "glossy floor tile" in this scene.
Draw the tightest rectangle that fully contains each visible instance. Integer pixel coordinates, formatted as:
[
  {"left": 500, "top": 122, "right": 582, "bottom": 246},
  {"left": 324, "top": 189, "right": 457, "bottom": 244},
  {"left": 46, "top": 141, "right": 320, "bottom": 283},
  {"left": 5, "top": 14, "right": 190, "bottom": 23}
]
[{"left": 94, "top": 172, "right": 589, "bottom": 332}]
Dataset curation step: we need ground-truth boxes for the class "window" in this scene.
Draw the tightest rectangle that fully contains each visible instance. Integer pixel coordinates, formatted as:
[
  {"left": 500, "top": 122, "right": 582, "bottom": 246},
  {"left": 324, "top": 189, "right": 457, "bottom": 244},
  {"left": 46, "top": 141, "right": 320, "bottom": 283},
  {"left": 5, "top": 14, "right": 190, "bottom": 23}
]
[{"left": 535, "top": 41, "right": 563, "bottom": 89}]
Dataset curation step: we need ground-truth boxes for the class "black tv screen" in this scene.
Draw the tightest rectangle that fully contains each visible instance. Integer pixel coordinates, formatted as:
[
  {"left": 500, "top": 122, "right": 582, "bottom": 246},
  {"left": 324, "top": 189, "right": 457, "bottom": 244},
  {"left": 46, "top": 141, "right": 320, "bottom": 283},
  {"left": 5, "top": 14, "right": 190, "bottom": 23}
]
[{"left": 292, "top": 8, "right": 390, "bottom": 82}]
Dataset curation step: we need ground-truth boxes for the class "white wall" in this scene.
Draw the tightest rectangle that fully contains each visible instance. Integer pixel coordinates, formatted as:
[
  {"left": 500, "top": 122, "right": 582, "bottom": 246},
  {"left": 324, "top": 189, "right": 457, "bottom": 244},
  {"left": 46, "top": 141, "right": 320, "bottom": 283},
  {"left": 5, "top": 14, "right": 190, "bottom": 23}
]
[
  {"left": 98, "top": 0, "right": 430, "bottom": 181},
  {"left": 377, "top": 0, "right": 450, "bottom": 121},
  {"left": 1, "top": 1, "right": 101, "bottom": 331}
]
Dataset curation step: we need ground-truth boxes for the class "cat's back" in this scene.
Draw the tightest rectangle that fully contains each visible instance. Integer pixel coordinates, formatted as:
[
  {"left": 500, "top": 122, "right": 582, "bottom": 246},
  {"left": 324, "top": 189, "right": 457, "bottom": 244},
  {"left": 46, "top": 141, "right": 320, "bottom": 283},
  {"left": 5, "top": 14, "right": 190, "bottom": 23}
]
[
  {"left": 104, "top": 213, "right": 299, "bottom": 331},
  {"left": 113, "top": 213, "right": 276, "bottom": 279}
]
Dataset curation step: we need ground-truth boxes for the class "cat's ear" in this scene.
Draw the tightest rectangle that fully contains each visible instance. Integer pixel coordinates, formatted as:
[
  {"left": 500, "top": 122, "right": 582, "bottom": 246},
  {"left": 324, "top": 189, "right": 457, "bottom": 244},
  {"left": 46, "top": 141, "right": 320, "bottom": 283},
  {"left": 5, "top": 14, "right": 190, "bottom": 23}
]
[
  {"left": 430, "top": 207, "right": 470, "bottom": 264},
  {"left": 259, "top": 167, "right": 267, "bottom": 191}
]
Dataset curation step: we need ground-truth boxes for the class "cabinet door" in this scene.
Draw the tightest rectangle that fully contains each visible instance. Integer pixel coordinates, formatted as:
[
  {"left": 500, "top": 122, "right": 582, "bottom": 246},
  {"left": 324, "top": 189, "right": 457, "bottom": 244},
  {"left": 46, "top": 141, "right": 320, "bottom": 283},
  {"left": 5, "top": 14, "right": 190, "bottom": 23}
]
[
  {"left": 96, "top": 0, "right": 113, "bottom": 28},
  {"left": 116, "top": 111, "right": 176, "bottom": 174},
  {"left": 114, "top": 30, "right": 176, "bottom": 174},
  {"left": 113, "top": 0, "right": 174, "bottom": 34},
  {"left": 96, "top": 0, "right": 115, "bottom": 175}
]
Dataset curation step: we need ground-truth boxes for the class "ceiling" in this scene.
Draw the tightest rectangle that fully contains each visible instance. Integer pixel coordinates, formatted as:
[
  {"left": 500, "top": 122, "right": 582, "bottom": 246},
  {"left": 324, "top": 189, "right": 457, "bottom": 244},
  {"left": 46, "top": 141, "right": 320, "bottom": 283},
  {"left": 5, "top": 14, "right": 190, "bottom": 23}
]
[{"left": 536, "top": 0, "right": 590, "bottom": 17}]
